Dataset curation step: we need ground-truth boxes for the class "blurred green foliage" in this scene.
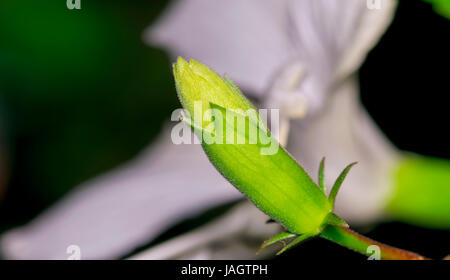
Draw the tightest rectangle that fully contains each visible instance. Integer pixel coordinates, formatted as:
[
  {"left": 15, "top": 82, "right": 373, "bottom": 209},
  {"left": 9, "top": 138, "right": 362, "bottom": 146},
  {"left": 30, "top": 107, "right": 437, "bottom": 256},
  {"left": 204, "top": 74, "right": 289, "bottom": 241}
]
[
  {"left": 389, "top": 155, "right": 450, "bottom": 229},
  {"left": 423, "top": 0, "right": 450, "bottom": 19},
  {"left": 0, "top": 0, "right": 177, "bottom": 226}
]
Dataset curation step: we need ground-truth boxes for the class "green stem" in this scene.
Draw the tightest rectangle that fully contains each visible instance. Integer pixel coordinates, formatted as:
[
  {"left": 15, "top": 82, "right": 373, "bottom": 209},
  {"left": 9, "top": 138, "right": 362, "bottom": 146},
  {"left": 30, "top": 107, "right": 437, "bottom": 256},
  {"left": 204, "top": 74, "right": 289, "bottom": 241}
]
[{"left": 320, "top": 225, "right": 429, "bottom": 260}]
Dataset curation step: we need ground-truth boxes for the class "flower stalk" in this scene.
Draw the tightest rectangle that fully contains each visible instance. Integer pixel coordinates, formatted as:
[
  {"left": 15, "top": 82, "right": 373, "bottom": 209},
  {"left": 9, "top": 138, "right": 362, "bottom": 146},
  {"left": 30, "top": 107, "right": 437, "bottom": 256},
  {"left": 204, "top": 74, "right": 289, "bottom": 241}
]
[{"left": 320, "top": 225, "right": 429, "bottom": 260}]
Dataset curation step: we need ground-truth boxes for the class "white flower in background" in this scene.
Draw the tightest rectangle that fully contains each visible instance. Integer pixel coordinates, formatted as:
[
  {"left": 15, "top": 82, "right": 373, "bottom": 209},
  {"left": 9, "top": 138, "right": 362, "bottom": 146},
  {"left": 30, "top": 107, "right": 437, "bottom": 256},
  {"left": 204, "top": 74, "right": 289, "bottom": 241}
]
[
  {"left": 1, "top": 0, "right": 398, "bottom": 259},
  {"left": 147, "top": 0, "right": 398, "bottom": 223}
]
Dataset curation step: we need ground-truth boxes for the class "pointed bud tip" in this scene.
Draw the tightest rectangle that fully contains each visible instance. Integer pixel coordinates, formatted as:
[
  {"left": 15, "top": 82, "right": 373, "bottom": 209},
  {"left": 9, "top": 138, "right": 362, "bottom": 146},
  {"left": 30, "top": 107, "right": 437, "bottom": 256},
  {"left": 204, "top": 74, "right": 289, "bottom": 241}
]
[
  {"left": 174, "top": 56, "right": 189, "bottom": 73},
  {"left": 176, "top": 56, "right": 188, "bottom": 65}
]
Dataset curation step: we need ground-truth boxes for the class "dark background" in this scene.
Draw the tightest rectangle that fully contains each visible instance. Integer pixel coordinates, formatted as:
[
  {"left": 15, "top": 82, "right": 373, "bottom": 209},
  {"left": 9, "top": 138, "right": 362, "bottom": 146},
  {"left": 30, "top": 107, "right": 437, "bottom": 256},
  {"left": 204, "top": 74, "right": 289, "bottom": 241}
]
[{"left": 0, "top": 0, "right": 448, "bottom": 260}]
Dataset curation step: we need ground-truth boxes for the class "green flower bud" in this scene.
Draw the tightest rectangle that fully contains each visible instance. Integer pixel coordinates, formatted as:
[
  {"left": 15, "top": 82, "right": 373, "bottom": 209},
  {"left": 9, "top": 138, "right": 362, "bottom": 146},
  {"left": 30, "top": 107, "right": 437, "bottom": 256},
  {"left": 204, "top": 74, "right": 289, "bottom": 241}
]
[{"left": 173, "top": 57, "right": 351, "bottom": 254}]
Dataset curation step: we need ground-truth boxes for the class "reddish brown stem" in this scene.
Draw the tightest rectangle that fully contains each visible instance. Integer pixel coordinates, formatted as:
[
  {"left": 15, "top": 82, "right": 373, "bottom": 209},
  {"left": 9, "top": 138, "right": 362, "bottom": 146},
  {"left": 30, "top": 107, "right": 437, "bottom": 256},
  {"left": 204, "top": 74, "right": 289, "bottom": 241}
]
[{"left": 321, "top": 225, "right": 429, "bottom": 260}]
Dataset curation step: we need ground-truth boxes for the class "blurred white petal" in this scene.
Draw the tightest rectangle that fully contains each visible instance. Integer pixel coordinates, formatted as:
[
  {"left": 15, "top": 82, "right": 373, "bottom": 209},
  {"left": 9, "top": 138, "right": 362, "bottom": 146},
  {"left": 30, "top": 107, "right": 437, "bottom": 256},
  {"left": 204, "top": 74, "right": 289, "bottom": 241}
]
[
  {"left": 1, "top": 125, "right": 242, "bottom": 259},
  {"left": 129, "top": 202, "right": 279, "bottom": 260},
  {"left": 283, "top": 0, "right": 397, "bottom": 113},
  {"left": 146, "top": 0, "right": 297, "bottom": 97},
  {"left": 147, "top": 0, "right": 397, "bottom": 115}
]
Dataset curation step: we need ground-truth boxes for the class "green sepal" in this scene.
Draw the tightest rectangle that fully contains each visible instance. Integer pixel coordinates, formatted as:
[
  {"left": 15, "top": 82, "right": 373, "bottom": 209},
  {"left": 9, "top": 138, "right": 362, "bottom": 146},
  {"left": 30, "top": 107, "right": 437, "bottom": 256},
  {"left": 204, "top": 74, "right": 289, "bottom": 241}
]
[
  {"left": 276, "top": 231, "right": 318, "bottom": 255},
  {"left": 328, "top": 162, "right": 357, "bottom": 208},
  {"left": 318, "top": 157, "right": 326, "bottom": 194},
  {"left": 324, "top": 212, "right": 348, "bottom": 228},
  {"left": 179, "top": 110, "right": 213, "bottom": 135},
  {"left": 257, "top": 232, "right": 296, "bottom": 254}
]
